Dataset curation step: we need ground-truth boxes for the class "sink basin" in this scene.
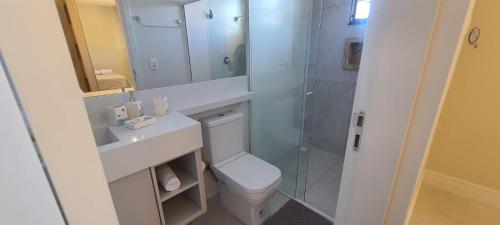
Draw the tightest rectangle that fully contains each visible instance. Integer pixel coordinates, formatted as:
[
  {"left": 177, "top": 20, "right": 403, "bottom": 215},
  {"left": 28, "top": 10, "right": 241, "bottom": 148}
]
[
  {"left": 94, "top": 127, "right": 119, "bottom": 147},
  {"left": 97, "top": 112, "right": 203, "bottom": 182}
]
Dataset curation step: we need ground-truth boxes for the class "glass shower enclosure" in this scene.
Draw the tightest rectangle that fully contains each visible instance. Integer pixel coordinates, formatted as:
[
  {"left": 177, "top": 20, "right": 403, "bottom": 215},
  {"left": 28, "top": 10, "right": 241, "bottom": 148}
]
[
  {"left": 250, "top": 0, "right": 366, "bottom": 216},
  {"left": 249, "top": 0, "right": 314, "bottom": 199}
]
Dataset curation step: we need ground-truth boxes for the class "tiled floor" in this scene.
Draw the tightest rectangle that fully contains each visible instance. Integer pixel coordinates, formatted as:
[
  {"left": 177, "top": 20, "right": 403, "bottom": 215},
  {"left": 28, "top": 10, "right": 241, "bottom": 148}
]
[
  {"left": 264, "top": 146, "right": 344, "bottom": 219},
  {"left": 410, "top": 184, "right": 500, "bottom": 225},
  {"left": 190, "top": 192, "right": 290, "bottom": 225},
  {"left": 304, "top": 146, "right": 344, "bottom": 218}
]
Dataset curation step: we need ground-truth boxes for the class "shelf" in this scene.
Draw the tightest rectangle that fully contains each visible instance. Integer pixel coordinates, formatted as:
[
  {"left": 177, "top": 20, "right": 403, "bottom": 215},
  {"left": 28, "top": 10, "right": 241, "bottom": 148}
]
[
  {"left": 163, "top": 194, "right": 203, "bottom": 225},
  {"left": 158, "top": 168, "right": 198, "bottom": 202},
  {"left": 151, "top": 150, "right": 206, "bottom": 225}
]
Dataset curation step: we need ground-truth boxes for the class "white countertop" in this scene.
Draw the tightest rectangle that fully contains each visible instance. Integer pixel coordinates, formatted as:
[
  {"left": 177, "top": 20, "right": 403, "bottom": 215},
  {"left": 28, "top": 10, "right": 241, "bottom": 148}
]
[
  {"left": 99, "top": 112, "right": 203, "bottom": 182},
  {"left": 99, "top": 112, "right": 199, "bottom": 152},
  {"left": 95, "top": 90, "right": 254, "bottom": 182}
]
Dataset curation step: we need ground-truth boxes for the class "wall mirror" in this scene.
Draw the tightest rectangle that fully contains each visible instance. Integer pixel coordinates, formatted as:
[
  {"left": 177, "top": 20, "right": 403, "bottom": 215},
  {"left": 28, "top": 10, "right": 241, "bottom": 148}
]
[{"left": 56, "top": 0, "right": 247, "bottom": 96}]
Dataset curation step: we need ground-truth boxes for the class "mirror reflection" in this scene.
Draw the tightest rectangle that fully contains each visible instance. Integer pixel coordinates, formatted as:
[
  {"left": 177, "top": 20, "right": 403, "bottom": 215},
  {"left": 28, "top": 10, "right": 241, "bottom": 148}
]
[{"left": 57, "top": 0, "right": 247, "bottom": 96}]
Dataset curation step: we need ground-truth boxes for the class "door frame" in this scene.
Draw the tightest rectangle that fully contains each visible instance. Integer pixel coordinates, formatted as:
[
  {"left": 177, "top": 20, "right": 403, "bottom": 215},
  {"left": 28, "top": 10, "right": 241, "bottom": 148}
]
[
  {"left": 0, "top": 55, "right": 66, "bottom": 225},
  {"left": 63, "top": 0, "right": 100, "bottom": 91},
  {"left": 334, "top": 0, "right": 474, "bottom": 224},
  {"left": 1, "top": 0, "right": 120, "bottom": 223}
]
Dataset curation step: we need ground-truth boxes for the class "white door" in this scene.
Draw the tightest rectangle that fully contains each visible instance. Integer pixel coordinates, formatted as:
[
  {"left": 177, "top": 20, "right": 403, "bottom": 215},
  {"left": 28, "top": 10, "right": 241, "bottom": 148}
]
[
  {"left": 0, "top": 58, "right": 66, "bottom": 225},
  {"left": 335, "top": 0, "right": 443, "bottom": 224}
]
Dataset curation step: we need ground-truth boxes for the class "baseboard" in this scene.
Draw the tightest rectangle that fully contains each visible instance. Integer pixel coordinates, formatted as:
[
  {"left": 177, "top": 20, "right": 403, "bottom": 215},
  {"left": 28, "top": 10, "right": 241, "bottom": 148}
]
[{"left": 424, "top": 170, "right": 500, "bottom": 209}]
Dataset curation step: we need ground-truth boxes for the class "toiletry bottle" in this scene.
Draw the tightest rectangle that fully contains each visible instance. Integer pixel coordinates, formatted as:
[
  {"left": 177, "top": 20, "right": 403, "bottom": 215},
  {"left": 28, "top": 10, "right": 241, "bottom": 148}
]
[{"left": 126, "top": 91, "right": 143, "bottom": 119}]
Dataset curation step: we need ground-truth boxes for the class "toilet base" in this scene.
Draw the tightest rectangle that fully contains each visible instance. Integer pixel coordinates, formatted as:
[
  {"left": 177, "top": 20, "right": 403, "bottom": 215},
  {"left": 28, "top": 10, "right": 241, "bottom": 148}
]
[{"left": 219, "top": 184, "right": 270, "bottom": 225}]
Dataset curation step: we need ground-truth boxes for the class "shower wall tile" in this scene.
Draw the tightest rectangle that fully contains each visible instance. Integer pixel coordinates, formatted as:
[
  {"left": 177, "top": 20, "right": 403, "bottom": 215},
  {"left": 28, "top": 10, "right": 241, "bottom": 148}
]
[
  {"left": 315, "top": 6, "right": 346, "bottom": 83},
  {"left": 314, "top": 0, "right": 350, "bottom": 10},
  {"left": 308, "top": 8, "right": 322, "bottom": 68},
  {"left": 306, "top": 0, "right": 366, "bottom": 156},
  {"left": 314, "top": 4, "right": 366, "bottom": 83},
  {"left": 345, "top": 70, "right": 359, "bottom": 84},
  {"left": 307, "top": 65, "right": 316, "bottom": 80},
  {"left": 313, "top": 0, "right": 322, "bottom": 10},
  {"left": 310, "top": 81, "right": 355, "bottom": 156},
  {"left": 322, "top": 0, "right": 351, "bottom": 8}
]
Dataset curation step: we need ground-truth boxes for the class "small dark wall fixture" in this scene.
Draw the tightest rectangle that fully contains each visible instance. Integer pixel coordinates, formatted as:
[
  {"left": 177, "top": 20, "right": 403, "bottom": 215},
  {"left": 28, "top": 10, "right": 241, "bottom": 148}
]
[
  {"left": 468, "top": 27, "right": 480, "bottom": 49},
  {"left": 344, "top": 38, "right": 364, "bottom": 71}
]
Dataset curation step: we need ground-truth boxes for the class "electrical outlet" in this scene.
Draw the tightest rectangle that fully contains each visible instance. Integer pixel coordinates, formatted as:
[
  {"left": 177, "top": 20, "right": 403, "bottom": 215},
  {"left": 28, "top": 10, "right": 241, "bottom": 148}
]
[{"left": 149, "top": 58, "right": 160, "bottom": 71}]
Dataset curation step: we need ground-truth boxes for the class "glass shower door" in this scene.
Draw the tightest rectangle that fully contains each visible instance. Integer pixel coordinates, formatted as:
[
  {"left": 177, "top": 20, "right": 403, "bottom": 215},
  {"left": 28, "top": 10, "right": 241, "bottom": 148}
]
[
  {"left": 206, "top": 0, "right": 247, "bottom": 79},
  {"left": 249, "top": 0, "right": 313, "bottom": 197}
]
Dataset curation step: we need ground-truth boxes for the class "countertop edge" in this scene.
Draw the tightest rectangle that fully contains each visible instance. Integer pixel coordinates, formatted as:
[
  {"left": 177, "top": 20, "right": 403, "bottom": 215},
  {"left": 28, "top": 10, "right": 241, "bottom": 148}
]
[{"left": 178, "top": 91, "right": 254, "bottom": 116}]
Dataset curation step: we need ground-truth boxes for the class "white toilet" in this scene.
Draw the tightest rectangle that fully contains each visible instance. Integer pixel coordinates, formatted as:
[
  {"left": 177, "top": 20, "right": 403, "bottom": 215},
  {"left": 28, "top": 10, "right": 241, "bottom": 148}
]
[{"left": 202, "top": 112, "right": 281, "bottom": 225}]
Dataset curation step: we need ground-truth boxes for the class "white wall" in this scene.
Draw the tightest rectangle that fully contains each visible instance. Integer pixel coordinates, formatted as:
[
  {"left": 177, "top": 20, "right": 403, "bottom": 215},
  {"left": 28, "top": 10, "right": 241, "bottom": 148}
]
[
  {"left": 384, "top": 0, "right": 472, "bottom": 224},
  {"left": 122, "top": 0, "right": 192, "bottom": 89},
  {"left": 0, "top": 56, "right": 65, "bottom": 225},
  {"left": 425, "top": 0, "right": 500, "bottom": 192},
  {"left": 0, "top": 1, "right": 119, "bottom": 224}
]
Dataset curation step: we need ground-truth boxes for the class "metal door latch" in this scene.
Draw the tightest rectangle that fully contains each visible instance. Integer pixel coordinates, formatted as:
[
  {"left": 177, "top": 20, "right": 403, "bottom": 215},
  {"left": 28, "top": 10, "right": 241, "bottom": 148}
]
[{"left": 352, "top": 111, "right": 365, "bottom": 152}]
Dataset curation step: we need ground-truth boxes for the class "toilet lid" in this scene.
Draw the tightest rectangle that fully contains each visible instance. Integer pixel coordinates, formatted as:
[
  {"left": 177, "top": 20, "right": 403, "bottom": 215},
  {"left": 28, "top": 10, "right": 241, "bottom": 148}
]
[{"left": 216, "top": 153, "right": 281, "bottom": 194}]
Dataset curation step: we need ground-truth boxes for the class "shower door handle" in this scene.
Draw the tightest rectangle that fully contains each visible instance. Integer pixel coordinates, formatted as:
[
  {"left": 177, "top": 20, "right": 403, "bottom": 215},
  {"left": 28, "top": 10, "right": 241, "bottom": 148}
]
[{"left": 352, "top": 111, "right": 365, "bottom": 152}]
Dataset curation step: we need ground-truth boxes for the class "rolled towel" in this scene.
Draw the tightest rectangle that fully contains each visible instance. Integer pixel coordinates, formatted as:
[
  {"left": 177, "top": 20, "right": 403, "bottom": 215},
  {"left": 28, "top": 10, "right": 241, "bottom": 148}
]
[
  {"left": 94, "top": 70, "right": 102, "bottom": 75},
  {"left": 157, "top": 165, "right": 181, "bottom": 191},
  {"left": 100, "top": 69, "right": 113, "bottom": 75}
]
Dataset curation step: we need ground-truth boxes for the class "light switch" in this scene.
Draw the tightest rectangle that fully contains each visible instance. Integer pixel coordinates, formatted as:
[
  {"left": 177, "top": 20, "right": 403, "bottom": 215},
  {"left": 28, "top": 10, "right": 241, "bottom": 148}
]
[{"left": 149, "top": 58, "right": 160, "bottom": 71}]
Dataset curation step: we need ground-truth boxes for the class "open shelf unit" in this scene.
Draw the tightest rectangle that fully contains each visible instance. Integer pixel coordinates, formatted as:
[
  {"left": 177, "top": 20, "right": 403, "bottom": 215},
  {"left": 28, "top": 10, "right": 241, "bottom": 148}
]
[
  {"left": 162, "top": 186, "right": 204, "bottom": 225},
  {"left": 150, "top": 150, "right": 207, "bottom": 225},
  {"left": 158, "top": 167, "right": 198, "bottom": 202}
]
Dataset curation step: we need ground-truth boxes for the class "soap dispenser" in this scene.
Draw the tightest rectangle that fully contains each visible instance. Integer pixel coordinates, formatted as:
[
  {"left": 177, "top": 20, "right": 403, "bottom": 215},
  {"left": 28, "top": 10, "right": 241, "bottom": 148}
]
[{"left": 125, "top": 91, "right": 143, "bottom": 119}]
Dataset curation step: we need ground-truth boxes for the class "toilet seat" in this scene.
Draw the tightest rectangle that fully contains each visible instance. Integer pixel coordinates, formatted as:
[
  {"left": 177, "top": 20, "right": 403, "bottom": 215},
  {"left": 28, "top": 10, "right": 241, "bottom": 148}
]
[{"left": 214, "top": 152, "right": 281, "bottom": 199}]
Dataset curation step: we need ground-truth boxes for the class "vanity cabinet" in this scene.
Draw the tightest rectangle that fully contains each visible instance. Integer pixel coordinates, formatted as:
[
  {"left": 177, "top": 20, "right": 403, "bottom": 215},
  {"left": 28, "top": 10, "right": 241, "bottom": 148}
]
[
  {"left": 99, "top": 112, "right": 207, "bottom": 225},
  {"left": 109, "top": 169, "right": 162, "bottom": 225},
  {"left": 108, "top": 150, "right": 206, "bottom": 225}
]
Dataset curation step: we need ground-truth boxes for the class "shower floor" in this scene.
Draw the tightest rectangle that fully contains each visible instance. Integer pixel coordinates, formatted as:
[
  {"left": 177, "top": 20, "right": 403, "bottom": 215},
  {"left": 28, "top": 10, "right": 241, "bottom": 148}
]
[
  {"left": 305, "top": 146, "right": 344, "bottom": 218},
  {"left": 273, "top": 145, "right": 344, "bottom": 218}
]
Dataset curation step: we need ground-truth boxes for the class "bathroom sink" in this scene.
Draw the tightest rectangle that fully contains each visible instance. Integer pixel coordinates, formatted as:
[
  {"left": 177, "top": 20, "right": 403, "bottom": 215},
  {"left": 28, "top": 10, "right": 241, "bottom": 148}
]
[
  {"left": 97, "top": 112, "right": 203, "bottom": 182},
  {"left": 94, "top": 127, "right": 119, "bottom": 147}
]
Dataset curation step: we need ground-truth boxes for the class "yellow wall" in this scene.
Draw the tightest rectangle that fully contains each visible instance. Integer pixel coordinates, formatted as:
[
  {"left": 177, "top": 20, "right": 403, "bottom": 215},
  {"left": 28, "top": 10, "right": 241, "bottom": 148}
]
[
  {"left": 78, "top": 4, "right": 134, "bottom": 85},
  {"left": 426, "top": 0, "right": 500, "bottom": 191}
]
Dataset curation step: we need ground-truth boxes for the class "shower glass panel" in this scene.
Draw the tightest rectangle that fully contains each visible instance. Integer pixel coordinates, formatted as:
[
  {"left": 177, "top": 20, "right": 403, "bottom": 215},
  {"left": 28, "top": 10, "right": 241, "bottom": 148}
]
[
  {"left": 206, "top": 0, "right": 247, "bottom": 79},
  {"left": 249, "top": 0, "right": 312, "bottom": 197}
]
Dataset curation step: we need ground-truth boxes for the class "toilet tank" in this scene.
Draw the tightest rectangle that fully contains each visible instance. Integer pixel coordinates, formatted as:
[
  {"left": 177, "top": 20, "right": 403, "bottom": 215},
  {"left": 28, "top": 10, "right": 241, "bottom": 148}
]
[{"left": 202, "top": 112, "right": 244, "bottom": 165}]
